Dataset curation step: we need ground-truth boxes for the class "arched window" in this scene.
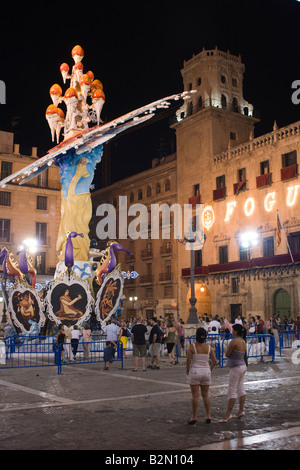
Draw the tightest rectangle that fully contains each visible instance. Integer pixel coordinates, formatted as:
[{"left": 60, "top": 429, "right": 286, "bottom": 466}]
[
  {"left": 129, "top": 192, "right": 134, "bottom": 203},
  {"left": 221, "top": 94, "right": 227, "bottom": 109},
  {"left": 165, "top": 179, "right": 170, "bottom": 191},
  {"left": 232, "top": 97, "right": 239, "bottom": 113},
  {"left": 138, "top": 189, "right": 143, "bottom": 200},
  {"left": 198, "top": 96, "right": 203, "bottom": 109},
  {"left": 156, "top": 182, "right": 161, "bottom": 195},
  {"left": 146, "top": 186, "right": 152, "bottom": 197}
]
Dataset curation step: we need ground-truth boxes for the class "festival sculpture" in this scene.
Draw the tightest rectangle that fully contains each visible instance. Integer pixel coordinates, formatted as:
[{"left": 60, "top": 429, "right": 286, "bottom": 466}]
[{"left": 0, "top": 44, "right": 195, "bottom": 333}]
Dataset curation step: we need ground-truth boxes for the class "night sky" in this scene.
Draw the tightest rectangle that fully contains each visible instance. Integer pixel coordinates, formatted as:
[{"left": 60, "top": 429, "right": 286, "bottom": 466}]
[{"left": 0, "top": 0, "right": 300, "bottom": 186}]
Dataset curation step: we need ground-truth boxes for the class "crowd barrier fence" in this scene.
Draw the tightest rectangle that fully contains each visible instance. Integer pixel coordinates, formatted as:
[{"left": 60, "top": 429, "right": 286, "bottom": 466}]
[
  {"left": 279, "top": 329, "right": 300, "bottom": 356},
  {"left": 0, "top": 336, "right": 124, "bottom": 375}
]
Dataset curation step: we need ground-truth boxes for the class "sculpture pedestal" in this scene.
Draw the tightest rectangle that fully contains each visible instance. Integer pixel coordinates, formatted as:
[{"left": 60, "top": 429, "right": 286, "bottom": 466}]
[{"left": 55, "top": 261, "right": 93, "bottom": 282}]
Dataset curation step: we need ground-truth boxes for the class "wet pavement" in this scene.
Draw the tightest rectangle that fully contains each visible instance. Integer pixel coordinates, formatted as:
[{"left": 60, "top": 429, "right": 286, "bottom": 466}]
[{"left": 0, "top": 348, "right": 300, "bottom": 455}]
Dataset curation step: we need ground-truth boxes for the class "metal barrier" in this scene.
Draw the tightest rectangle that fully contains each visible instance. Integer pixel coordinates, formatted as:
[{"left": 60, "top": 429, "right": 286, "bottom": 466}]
[
  {"left": 175, "top": 333, "right": 275, "bottom": 368},
  {"left": 221, "top": 334, "right": 275, "bottom": 367},
  {"left": 175, "top": 334, "right": 226, "bottom": 367},
  {"left": 0, "top": 337, "right": 123, "bottom": 375},
  {"left": 279, "top": 329, "right": 300, "bottom": 356}
]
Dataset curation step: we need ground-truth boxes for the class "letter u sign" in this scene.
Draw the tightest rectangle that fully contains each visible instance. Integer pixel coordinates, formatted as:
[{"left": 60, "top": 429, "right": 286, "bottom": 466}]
[{"left": 0, "top": 81, "right": 6, "bottom": 104}]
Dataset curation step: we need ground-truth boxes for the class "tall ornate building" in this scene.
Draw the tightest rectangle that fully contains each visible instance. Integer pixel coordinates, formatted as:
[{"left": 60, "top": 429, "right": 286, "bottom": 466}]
[{"left": 92, "top": 47, "right": 300, "bottom": 322}]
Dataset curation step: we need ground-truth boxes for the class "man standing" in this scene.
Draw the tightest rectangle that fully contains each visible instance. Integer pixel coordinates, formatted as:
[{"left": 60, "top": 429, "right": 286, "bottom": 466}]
[
  {"left": 103, "top": 318, "right": 120, "bottom": 359},
  {"left": 208, "top": 316, "right": 221, "bottom": 334},
  {"left": 131, "top": 317, "right": 147, "bottom": 371},
  {"left": 148, "top": 317, "right": 162, "bottom": 369}
]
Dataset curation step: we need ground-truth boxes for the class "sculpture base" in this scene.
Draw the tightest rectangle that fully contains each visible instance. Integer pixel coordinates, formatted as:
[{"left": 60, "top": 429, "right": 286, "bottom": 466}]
[{"left": 55, "top": 261, "right": 94, "bottom": 282}]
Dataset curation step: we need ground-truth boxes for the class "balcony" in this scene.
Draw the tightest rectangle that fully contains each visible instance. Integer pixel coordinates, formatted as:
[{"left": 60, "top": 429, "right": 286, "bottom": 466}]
[
  {"left": 281, "top": 164, "right": 298, "bottom": 182},
  {"left": 140, "top": 274, "right": 154, "bottom": 284},
  {"left": 159, "top": 272, "right": 172, "bottom": 282},
  {"left": 182, "top": 266, "right": 209, "bottom": 277},
  {"left": 188, "top": 195, "right": 200, "bottom": 208},
  {"left": 213, "top": 187, "right": 226, "bottom": 201},
  {"left": 160, "top": 244, "right": 172, "bottom": 256},
  {"left": 256, "top": 173, "right": 271, "bottom": 189},
  {"left": 141, "top": 248, "right": 153, "bottom": 259},
  {"left": 233, "top": 181, "right": 246, "bottom": 195},
  {"left": 181, "top": 252, "right": 300, "bottom": 278}
]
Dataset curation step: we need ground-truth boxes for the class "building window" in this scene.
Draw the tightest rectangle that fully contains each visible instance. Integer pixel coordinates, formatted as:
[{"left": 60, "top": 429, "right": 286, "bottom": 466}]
[
  {"left": 219, "top": 245, "right": 228, "bottom": 264},
  {"left": 216, "top": 175, "right": 226, "bottom": 189},
  {"left": 239, "top": 244, "right": 250, "bottom": 261},
  {"left": 1, "top": 161, "right": 12, "bottom": 180},
  {"left": 188, "top": 82, "right": 193, "bottom": 90},
  {"left": 197, "top": 77, "right": 201, "bottom": 86},
  {"left": 263, "top": 237, "right": 274, "bottom": 257},
  {"left": 238, "top": 168, "right": 246, "bottom": 182},
  {"left": 231, "top": 277, "right": 239, "bottom": 293},
  {"left": 36, "top": 222, "right": 47, "bottom": 245},
  {"left": 145, "top": 287, "right": 153, "bottom": 299},
  {"left": 194, "top": 250, "right": 202, "bottom": 267},
  {"left": 0, "top": 219, "right": 10, "bottom": 242},
  {"left": 198, "top": 96, "right": 203, "bottom": 109},
  {"left": 37, "top": 196, "right": 47, "bottom": 210},
  {"left": 35, "top": 252, "right": 46, "bottom": 275},
  {"left": 230, "top": 132, "right": 236, "bottom": 140},
  {"left": 0, "top": 191, "right": 11, "bottom": 206},
  {"left": 232, "top": 77, "right": 237, "bottom": 87},
  {"left": 138, "top": 189, "right": 143, "bottom": 201},
  {"left": 282, "top": 150, "right": 297, "bottom": 168},
  {"left": 164, "top": 286, "right": 173, "bottom": 297},
  {"left": 221, "top": 74, "right": 226, "bottom": 84},
  {"left": 221, "top": 94, "right": 227, "bottom": 108},
  {"left": 260, "top": 160, "right": 270, "bottom": 175},
  {"left": 146, "top": 186, "right": 152, "bottom": 198},
  {"left": 129, "top": 192, "right": 134, "bottom": 203},
  {"left": 288, "top": 231, "right": 300, "bottom": 253},
  {"left": 156, "top": 183, "right": 161, "bottom": 195},
  {"left": 37, "top": 170, "right": 48, "bottom": 188},
  {"left": 232, "top": 97, "right": 239, "bottom": 112},
  {"left": 165, "top": 179, "right": 170, "bottom": 192}
]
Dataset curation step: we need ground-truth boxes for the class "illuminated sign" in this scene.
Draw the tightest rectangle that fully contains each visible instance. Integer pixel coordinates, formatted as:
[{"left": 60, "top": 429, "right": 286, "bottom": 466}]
[
  {"left": 202, "top": 205, "right": 215, "bottom": 230},
  {"left": 224, "top": 184, "right": 300, "bottom": 221}
]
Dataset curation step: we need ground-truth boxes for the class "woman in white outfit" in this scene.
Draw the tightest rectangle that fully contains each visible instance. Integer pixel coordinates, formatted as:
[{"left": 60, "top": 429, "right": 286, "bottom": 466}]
[
  {"left": 186, "top": 327, "right": 217, "bottom": 424},
  {"left": 220, "top": 323, "right": 248, "bottom": 422}
]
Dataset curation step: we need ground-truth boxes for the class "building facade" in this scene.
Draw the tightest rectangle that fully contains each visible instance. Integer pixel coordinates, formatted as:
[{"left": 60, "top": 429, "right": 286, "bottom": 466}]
[
  {"left": 91, "top": 47, "right": 300, "bottom": 323},
  {"left": 0, "top": 131, "right": 61, "bottom": 281}
]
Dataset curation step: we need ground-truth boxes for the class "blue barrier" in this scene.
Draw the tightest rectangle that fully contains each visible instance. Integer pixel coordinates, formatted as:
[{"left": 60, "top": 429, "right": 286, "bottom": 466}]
[
  {"left": 0, "top": 337, "right": 123, "bottom": 374},
  {"left": 176, "top": 333, "right": 275, "bottom": 368},
  {"left": 221, "top": 334, "right": 275, "bottom": 367},
  {"left": 279, "top": 330, "right": 300, "bottom": 356}
]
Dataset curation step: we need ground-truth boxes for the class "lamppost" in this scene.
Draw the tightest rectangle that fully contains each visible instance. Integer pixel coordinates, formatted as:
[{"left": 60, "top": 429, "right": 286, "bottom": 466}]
[{"left": 179, "top": 235, "right": 198, "bottom": 323}]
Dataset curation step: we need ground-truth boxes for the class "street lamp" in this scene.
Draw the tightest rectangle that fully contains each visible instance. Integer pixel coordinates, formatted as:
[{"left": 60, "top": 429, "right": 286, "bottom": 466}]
[{"left": 178, "top": 234, "right": 199, "bottom": 324}]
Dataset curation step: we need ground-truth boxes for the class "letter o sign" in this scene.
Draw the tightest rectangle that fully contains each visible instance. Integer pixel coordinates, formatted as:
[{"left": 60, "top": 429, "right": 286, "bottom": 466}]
[{"left": 244, "top": 197, "right": 255, "bottom": 216}]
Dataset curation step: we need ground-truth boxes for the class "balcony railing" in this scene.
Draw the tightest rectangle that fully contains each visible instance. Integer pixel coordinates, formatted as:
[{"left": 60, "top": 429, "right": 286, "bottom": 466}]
[
  {"left": 160, "top": 244, "right": 172, "bottom": 256},
  {"left": 213, "top": 187, "right": 226, "bottom": 201},
  {"left": 281, "top": 164, "right": 298, "bottom": 182},
  {"left": 182, "top": 252, "right": 300, "bottom": 277},
  {"left": 141, "top": 249, "right": 153, "bottom": 259},
  {"left": 140, "top": 275, "right": 154, "bottom": 284},
  {"left": 256, "top": 173, "right": 271, "bottom": 189},
  {"left": 188, "top": 195, "right": 200, "bottom": 208},
  {"left": 159, "top": 272, "right": 172, "bottom": 282},
  {"left": 233, "top": 181, "right": 246, "bottom": 195}
]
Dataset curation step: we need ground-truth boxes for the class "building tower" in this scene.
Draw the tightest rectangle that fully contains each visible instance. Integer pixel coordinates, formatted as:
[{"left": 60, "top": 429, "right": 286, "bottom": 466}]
[{"left": 172, "top": 47, "right": 259, "bottom": 318}]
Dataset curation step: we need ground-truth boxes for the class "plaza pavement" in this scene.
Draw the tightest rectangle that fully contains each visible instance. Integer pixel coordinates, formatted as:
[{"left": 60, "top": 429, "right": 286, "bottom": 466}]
[{"left": 0, "top": 348, "right": 300, "bottom": 455}]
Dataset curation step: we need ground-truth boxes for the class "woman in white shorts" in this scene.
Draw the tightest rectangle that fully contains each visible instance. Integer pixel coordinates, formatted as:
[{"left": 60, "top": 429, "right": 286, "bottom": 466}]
[
  {"left": 186, "top": 327, "right": 217, "bottom": 424},
  {"left": 220, "top": 323, "right": 248, "bottom": 422}
]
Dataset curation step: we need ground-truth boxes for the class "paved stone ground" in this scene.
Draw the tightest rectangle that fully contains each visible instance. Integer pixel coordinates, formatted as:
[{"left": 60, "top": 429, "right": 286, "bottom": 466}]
[{"left": 0, "top": 349, "right": 300, "bottom": 456}]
